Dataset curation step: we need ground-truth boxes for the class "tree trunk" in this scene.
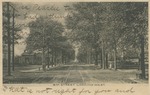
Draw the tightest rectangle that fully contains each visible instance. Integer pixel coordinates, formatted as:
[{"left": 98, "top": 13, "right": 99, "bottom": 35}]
[
  {"left": 88, "top": 50, "right": 91, "bottom": 64},
  {"left": 86, "top": 50, "right": 89, "bottom": 64},
  {"left": 113, "top": 49, "right": 117, "bottom": 70},
  {"left": 95, "top": 48, "right": 98, "bottom": 65},
  {"left": 90, "top": 51, "right": 93, "bottom": 64},
  {"left": 88, "top": 51, "right": 90, "bottom": 64},
  {"left": 42, "top": 47, "right": 46, "bottom": 71},
  {"left": 64, "top": 54, "right": 67, "bottom": 64},
  {"left": 61, "top": 50, "right": 64, "bottom": 64},
  {"left": 54, "top": 50, "right": 57, "bottom": 66},
  {"left": 51, "top": 48, "right": 53, "bottom": 67},
  {"left": 7, "top": 3, "right": 11, "bottom": 76},
  {"left": 47, "top": 47, "right": 50, "bottom": 68},
  {"left": 12, "top": 9, "right": 15, "bottom": 71},
  {"left": 95, "top": 52, "right": 98, "bottom": 65},
  {"left": 105, "top": 53, "right": 108, "bottom": 69},
  {"left": 101, "top": 40, "right": 105, "bottom": 69},
  {"left": 42, "top": 28, "right": 46, "bottom": 71},
  {"left": 140, "top": 35, "right": 145, "bottom": 79}
]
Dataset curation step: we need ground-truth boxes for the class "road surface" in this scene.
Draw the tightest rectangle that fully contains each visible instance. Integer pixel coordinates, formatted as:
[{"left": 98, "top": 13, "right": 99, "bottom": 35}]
[{"left": 3, "top": 64, "right": 148, "bottom": 84}]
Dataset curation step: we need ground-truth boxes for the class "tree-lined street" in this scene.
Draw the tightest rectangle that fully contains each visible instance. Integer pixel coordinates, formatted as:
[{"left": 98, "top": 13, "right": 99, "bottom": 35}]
[{"left": 3, "top": 2, "right": 148, "bottom": 84}]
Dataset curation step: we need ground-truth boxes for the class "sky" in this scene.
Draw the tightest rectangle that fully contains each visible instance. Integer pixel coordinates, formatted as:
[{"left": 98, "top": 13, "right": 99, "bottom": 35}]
[{"left": 11, "top": 2, "right": 73, "bottom": 56}]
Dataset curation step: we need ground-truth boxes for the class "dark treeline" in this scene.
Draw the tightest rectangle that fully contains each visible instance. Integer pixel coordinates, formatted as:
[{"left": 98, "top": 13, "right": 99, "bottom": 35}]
[
  {"left": 25, "top": 17, "right": 74, "bottom": 71},
  {"left": 65, "top": 2, "right": 148, "bottom": 78}
]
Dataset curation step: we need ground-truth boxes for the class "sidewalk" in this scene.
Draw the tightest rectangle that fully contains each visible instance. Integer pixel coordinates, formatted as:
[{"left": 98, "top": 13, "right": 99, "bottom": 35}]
[{"left": 20, "top": 65, "right": 61, "bottom": 73}]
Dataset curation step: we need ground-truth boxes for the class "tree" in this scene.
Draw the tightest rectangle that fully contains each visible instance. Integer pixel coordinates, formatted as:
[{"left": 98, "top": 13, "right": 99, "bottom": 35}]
[
  {"left": 121, "top": 3, "right": 148, "bottom": 78},
  {"left": 3, "top": 2, "right": 21, "bottom": 75},
  {"left": 26, "top": 16, "right": 74, "bottom": 71},
  {"left": 65, "top": 2, "right": 106, "bottom": 65},
  {"left": 65, "top": 2, "right": 148, "bottom": 71}
]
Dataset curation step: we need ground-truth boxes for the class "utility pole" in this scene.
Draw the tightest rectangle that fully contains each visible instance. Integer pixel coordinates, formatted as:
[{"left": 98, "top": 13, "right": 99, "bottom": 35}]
[{"left": 7, "top": 2, "right": 11, "bottom": 76}]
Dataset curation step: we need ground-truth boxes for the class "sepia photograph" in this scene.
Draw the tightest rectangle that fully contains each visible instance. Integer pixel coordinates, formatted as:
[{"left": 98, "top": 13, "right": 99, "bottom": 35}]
[{"left": 2, "top": 1, "right": 149, "bottom": 86}]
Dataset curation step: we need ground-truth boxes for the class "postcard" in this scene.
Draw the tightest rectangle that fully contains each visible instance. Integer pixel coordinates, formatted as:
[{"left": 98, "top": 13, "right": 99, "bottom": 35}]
[{"left": 1, "top": 0, "right": 149, "bottom": 95}]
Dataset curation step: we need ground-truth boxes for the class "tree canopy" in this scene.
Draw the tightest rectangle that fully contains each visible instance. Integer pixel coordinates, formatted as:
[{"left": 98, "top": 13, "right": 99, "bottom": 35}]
[{"left": 65, "top": 2, "right": 148, "bottom": 69}]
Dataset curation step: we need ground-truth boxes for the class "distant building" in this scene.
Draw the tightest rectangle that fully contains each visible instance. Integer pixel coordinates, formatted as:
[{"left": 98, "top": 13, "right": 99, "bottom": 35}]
[
  {"left": 20, "top": 52, "right": 35, "bottom": 65},
  {"left": 18, "top": 51, "right": 43, "bottom": 65}
]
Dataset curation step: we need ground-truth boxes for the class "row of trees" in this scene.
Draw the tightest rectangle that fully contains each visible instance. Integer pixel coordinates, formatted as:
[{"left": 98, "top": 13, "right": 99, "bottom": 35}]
[
  {"left": 3, "top": 2, "right": 74, "bottom": 73},
  {"left": 65, "top": 2, "right": 148, "bottom": 78},
  {"left": 25, "top": 17, "right": 74, "bottom": 71},
  {"left": 3, "top": 2, "right": 21, "bottom": 75},
  {"left": 3, "top": 2, "right": 148, "bottom": 79}
]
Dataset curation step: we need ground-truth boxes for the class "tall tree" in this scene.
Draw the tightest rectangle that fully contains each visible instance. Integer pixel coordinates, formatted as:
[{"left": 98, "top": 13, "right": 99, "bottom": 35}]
[
  {"left": 26, "top": 16, "right": 74, "bottom": 70},
  {"left": 65, "top": 2, "right": 105, "bottom": 65},
  {"left": 65, "top": 2, "right": 148, "bottom": 71},
  {"left": 3, "top": 2, "right": 21, "bottom": 73}
]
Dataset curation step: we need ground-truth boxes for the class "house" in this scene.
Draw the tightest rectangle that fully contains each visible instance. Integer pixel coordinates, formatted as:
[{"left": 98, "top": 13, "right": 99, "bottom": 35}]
[{"left": 20, "top": 52, "right": 35, "bottom": 65}]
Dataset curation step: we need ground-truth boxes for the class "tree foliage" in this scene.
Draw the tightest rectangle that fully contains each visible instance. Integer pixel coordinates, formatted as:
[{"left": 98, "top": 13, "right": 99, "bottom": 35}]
[
  {"left": 26, "top": 16, "right": 74, "bottom": 67},
  {"left": 65, "top": 2, "right": 148, "bottom": 68}
]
